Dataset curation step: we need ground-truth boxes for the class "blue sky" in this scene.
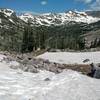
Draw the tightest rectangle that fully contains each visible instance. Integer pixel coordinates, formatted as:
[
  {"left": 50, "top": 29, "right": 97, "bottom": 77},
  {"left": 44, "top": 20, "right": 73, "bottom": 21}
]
[{"left": 0, "top": 0, "right": 100, "bottom": 13}]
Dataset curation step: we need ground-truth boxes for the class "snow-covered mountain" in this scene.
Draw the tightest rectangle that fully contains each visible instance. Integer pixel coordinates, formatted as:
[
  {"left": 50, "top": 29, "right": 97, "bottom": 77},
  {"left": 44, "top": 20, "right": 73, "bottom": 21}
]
[
  {"left": 0, "top": 8, "right": 100, "bottom": 27},
  {"left": 19, "top": 10, "right": 100, "bottom": 26},
  {"left": 0, "top": 8, "right": 14, "bottom": 17},
  {"left": 0, "top": 8, "right": 26, "bottom": 29},
  {"left": 0, "top": 8, "right": 16, "bottom": 25}
]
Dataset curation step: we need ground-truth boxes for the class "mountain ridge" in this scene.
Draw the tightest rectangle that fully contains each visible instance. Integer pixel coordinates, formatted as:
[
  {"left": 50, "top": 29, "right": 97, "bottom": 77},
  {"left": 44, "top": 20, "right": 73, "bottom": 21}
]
[
  {"left": 1, "top": 8, "right": 100, "bottom": 27},
  {"left": 19, "top": 10, "right": 100, "bottom": 26}
]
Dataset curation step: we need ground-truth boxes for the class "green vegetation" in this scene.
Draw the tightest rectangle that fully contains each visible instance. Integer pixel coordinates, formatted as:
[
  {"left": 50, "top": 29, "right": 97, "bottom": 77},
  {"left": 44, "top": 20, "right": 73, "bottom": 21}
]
[{"left": 0, "top": 21, "right": 100, "bottom": 53}]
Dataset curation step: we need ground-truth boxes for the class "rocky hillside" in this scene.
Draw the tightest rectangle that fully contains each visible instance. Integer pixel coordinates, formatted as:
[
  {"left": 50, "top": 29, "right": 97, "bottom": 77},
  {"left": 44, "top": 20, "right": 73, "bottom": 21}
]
[{"left": 0, "top": 8, "right": 25, "bottom": 29}]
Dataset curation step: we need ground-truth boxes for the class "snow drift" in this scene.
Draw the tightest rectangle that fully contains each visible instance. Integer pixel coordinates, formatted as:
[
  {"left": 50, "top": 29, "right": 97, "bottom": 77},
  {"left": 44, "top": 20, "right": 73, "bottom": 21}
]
[{"left": 0, "top": 54, "right": 100, "bottom": 100}]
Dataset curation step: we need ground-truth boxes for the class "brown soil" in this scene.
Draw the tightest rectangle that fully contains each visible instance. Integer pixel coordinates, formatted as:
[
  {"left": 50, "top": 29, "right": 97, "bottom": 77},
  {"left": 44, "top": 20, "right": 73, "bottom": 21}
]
[{"left": 60, "top": 64, "right": 91, "bottom": 75}]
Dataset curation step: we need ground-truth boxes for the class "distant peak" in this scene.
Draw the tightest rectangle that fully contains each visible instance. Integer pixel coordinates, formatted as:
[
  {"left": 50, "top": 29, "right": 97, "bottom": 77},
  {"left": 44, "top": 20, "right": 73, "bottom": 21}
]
[
  {"left": 18, "top": 9, "right": 100, "bottom": 25},
  {"left": 0, "top": 8, "right": 14, "bottom": 17},
  {"left": 0, "top": 8, "right": 14, "bottom": 13}
]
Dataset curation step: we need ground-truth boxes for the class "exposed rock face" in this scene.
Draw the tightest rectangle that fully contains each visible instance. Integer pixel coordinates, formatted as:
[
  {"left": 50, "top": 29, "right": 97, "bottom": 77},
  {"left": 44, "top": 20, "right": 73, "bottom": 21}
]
[
  {"left": 94, "top": 68, "right": 100, "bottom": 79},
  {"left": 81, "top": 29, "right": 100, "bottom": 48},
  {"left": 88, "top": 63, "right": 100, "bottom": 79}
]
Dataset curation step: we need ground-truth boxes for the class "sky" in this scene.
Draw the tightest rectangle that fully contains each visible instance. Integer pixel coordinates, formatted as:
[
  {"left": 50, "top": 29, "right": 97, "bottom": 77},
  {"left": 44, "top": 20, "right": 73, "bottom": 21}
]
[{"left": 0, "top": 0, "right": 100, "bottom": 13}]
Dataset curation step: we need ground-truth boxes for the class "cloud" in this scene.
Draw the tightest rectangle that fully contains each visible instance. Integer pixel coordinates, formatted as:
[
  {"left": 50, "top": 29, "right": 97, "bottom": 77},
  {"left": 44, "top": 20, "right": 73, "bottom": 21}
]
[
  {"left": 75, "top": 0, "right": 100, "bottom": 10},
  {"left": 41, "top": 0, "right": 47, "bottom": 5},
  {"left": 75, "top": 0, "right": 93, "bottom": 4},
  {"left": 90, "top": 0, "right": 100, "bottom": 10}
]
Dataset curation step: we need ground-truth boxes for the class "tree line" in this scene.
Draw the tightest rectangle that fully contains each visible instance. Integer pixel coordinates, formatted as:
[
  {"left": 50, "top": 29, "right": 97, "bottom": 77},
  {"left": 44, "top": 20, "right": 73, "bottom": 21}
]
[{"left": 0, "top": 22, "right": 93, "bottom": 53}]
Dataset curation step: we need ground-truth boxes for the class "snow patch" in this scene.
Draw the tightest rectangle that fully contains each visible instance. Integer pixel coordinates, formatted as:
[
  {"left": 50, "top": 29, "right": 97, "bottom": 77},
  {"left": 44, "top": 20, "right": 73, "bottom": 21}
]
[
  {"left": 37, "top": 52, "right": 100, "bottom": 64},
  {"left": 0, "top": 9, "right": 14, "bottom": 17},
  {"left": 8, "top": 61, "right": 20, "bottom": 67},
  {"left": 9, "top": 19, "right": 14, "bottom": 23}
]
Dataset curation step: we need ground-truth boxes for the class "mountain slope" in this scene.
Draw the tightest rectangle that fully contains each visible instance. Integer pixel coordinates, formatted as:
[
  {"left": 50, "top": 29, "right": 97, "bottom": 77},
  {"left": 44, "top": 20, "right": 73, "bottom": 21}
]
[
  {"left": 0, "top": 8, "right": 26, "bottom": 29},
  {"left": 0, "top": 8, "right": 100, "bottom": 52}
]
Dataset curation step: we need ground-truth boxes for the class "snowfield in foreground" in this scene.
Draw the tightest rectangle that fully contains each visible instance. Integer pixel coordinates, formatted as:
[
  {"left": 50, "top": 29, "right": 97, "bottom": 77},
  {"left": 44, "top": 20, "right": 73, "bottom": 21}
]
[
  {"left": 37, "top": 52, "right": 100, "bottom": 64},
  {"left": 0, "top": 54, "right": 100, "bottom": 100}
]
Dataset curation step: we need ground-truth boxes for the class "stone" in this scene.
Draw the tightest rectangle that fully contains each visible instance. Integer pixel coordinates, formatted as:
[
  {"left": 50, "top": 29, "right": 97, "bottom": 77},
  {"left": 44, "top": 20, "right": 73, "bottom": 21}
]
[
  {"left": 44, "top": 78, "right": 51, "bottom": 81},
  {"left": 83, "top": 59, "right": 90, "bottom": 63},
  {"left": 94, "top": 67, "right": 100, "bottom": 79}
]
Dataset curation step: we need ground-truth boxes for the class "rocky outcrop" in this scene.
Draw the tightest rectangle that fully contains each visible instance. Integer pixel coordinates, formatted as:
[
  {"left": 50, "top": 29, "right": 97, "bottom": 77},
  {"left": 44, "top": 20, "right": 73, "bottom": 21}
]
[
  {"left": 90, "top": 63, "right": 100, "bottom": 79},
  {"left": 1, "top": 51, "right": 100, "bottom": 79},
  {"left": 0, "top": 52, "right": 91, "bottom": 75}
]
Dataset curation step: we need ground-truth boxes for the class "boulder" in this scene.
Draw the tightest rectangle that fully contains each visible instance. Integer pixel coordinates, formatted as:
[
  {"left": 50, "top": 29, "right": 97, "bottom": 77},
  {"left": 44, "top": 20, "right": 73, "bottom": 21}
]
[
  {"left": 94, "top": 67, "right": 100, "bottom": 79},
  {"left": 90, "top": 63, "right": 100, "bottom": 79},
  {"left": 44, "top": 78, "right": 51, "bottom": 81}
]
